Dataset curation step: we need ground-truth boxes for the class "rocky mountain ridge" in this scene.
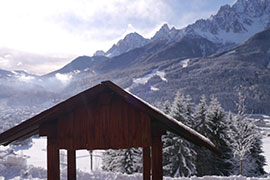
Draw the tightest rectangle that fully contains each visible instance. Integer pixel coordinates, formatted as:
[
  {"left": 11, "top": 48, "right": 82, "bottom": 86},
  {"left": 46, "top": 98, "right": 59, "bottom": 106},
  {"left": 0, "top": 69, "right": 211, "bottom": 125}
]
[{"left": 95, "top": 0, "right": 270, "bottom": 58}]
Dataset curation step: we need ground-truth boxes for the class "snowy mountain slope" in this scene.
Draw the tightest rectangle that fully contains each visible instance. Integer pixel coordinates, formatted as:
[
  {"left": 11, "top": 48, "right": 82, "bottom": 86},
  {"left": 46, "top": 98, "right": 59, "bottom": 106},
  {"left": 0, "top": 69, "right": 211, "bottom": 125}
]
[
  {"left": 185, "top": 0, "right": 270, "bottom": 44},
  {"left": 151, "top": 24, "right": 182, "bottom": 42},
  {"left": 0, "top": 69, "right": 14, "bottom": 79},
  {"left": 103, "top": 28, "right": 270, "bottom": 114},
  {"left": 44, "top": 56, "right": 109, "bottom": 78},
  {"left": 95, "top": 0, "right": 270, "bottom": 60},
  {"left": 103, "top": 32, "right": 150, "bottom": 57},
  {"left": 43, "top": 29, "right": 270, "bottom": 115},
  {"left": 0, "top": 69, "right": 37, "bottom": 80}
]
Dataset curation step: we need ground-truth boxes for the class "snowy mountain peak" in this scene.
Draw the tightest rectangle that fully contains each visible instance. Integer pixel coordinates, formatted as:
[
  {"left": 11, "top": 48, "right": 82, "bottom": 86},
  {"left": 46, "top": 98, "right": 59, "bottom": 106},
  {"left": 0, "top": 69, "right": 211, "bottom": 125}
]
[
  {"left": 232, "top": 0, "right": 270, "bottom": 16},
  {"left": 93, "top": 50, "right": 105, "bottom": 57},
  {"left": 151, "top": 24, "right": 172, "bottom": 41},
  {"left": 160, "top": 24, "right": 170, "bottom": 32},
  {"left": 185, "top": 0, "right": 270, "bottom": 44},
  {"left": 120, "top": 32, "right": 145, "bottom": 44},
  {"left": 94, "top": 0, "right": 270, "bottom": 59},
  {"left": 104, "top": 32, "right": 150, "bottom": 57}
]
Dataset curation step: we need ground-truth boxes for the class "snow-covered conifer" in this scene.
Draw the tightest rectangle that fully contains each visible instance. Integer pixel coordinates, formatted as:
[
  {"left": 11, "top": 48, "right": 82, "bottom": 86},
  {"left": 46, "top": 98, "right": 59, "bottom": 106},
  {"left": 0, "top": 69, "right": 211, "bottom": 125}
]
[
  {"left": 242, "top": 136, "right": 266, "bottom": 176},
  {"left": 193, "top": 95, "right": 209, "bottom": 176},
  {"left": 205, "top": 96, "right": 234, "bottom": 176},
  {"left": 193, "top": 95, "right": 209, "bottom": 136},
  {"left": 163, "top": 92, "right": 196, "bottom": 177},
  {"left": 226, "top": 92, "right": 264, "bottom": 176},
  {"left": 102, "top": 148, "right": 142, "bottom": 174}
]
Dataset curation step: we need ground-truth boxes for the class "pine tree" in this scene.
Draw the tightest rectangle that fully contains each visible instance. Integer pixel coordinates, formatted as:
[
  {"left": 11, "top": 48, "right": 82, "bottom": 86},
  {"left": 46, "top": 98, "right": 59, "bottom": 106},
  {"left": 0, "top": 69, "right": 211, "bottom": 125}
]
[
  {"left": 193, "top": 95, "right": 209, "bottom": 137},
  {"left": 102, "top": 148, "right": 142, "bottom": 174},
  {"left": 185, "top": 95, "right": 195, "bottom": 128},
  {"left": 194, "top": 96, "right": 234, "bottom": 176},
  {"left": 193, "top": 95, "right": 209, "bottom": 176},
  {"left": 205, "top": 96, "right": 234, "bottom": 176},
  {"left": 162, "top": 92, "right": 196, "bottom": 177},
  {"left": 226, "top": 92, "right": 265, "bottom": 176},
  {"left": 102, "top": 149, "right": 120, "bottom": 172},
  {"left": 242, "top": 136, "right": 266, "bottom": 176}
]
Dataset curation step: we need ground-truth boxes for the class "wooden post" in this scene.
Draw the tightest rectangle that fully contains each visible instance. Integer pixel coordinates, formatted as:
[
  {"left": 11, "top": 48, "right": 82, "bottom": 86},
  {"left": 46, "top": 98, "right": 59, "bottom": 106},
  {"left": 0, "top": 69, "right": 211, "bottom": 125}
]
[
  {"left": 89, "top": 150, "right": 93, "bottom": 171},
  {"left": 143, "top": 147, "right": 151, "bottom": 180},
  {"left": 68, "top": 150, "right": 76, "bottom": 180},
  {"left": 152, "top": 135, "right": 163, "bottom": 180},
  {"left": 47, "top": 138, "right": 60, "bottom": 180}
]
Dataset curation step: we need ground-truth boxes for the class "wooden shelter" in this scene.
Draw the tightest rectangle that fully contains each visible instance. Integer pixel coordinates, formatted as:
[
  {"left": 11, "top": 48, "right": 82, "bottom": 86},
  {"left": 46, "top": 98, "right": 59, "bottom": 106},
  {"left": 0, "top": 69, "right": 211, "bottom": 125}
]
[{"left": 0, "top": 81, "right": 219, "bottom": 180}]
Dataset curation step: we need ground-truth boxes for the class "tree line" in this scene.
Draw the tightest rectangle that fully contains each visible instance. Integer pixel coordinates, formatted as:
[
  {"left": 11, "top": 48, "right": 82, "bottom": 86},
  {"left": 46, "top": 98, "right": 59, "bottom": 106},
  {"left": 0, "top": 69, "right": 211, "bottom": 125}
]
[{"left": 102, "top": 92, "right": 266, "bottom": 177}]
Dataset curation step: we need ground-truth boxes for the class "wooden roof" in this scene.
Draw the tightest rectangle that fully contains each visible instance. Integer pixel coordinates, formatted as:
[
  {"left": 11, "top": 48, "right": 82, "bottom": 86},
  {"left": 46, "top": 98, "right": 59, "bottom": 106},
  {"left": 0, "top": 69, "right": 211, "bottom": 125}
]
[{"left": 0, "top": 81, "right": 219, "bottom": 154}]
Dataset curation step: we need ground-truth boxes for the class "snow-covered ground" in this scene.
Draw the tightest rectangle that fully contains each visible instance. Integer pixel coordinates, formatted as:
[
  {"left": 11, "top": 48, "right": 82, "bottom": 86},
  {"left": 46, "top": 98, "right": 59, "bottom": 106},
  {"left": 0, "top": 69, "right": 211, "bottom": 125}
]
[
  {"left": 262, "top": 136, "right": 270, "bottom": 173},
  {"left": 251, "top": 114, "right": 270, "bottom": 174},
  {"left": 1, "top": 114, "right": 270, "bottom": 179},
  {"left": 0, "top": 137, "right": 103, "bottom": 174},
  {"left": 179, "top": 59, "right": 190, "bottom": 68},
  {"left": 125, "top": 69, "right": 167, "bottom": 91}
]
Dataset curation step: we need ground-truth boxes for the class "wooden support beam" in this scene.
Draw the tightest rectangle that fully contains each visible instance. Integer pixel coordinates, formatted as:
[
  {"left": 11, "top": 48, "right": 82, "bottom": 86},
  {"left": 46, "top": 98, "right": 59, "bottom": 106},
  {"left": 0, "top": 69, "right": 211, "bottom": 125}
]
[
  {"left": 152, "top": 135, "right": 163, "bottom": 180},
  {"left": 47, "top": 138, "right": 60, "bottom": 180},
  {"left": 143, "top": 147, "right": 151, "bottom": 180},
  {"left": 40, "top": 122, "right": 57, "bottom": 138},
  {"left": 68, "top": 150, "right": 76, "bottom": 180}
]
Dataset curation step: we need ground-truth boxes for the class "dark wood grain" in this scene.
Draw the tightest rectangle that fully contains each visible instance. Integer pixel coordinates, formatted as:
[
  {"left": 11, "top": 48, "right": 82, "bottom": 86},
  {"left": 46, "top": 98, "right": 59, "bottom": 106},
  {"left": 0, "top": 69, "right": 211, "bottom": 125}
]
[
  {"left": 47, "top": 138, "right": 60, "bottom": 180},
  {"left": 67, "top": 150, "right": 76, "bottom": 180},
  {"left": 152, "top": 135, "right": 163, "bottom": 180},
  {"left": 143, "top": 147, "right": 151, "bottom": 180}
]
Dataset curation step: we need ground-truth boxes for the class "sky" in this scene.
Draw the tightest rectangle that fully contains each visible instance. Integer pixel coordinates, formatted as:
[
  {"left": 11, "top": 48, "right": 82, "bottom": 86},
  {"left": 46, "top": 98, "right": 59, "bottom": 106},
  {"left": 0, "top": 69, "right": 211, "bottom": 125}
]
[{"left": 0, "top": 0, "right": 235, "bottom": 75}]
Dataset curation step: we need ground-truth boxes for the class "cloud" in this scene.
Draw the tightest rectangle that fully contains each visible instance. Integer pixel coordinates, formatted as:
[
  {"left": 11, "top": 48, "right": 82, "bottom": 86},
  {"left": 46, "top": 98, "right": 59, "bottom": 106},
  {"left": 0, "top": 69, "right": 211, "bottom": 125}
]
[
  {"left": 0, "top": 0, "right": 171, "bottom": 56},
  {"left": 55, "top": 73, "right": 72, "bottom": 85},
  {"left": 0, "top": 48, "right": 73, "bottom": 75},
  {"left": 0, "top": 0, "right": 236, "bottom": 74},
  {"left": 16, "top": 74, "right": 36, "bottom": 83}
]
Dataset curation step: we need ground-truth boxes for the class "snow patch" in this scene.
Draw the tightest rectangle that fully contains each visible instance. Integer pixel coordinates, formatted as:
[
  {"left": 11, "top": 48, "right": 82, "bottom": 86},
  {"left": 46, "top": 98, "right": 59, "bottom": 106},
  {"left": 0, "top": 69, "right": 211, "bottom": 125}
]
[
  {"left": 221, "top": 50, "right": 236, "bottom": 56},
  {"left": 126, "top": 69, "right": 167, "bottom": 91},
  {"left": 73, "top": 70, "right": 81, "bottom": 74},
  {"left": 151, "top": 86, "right": 159, "bottom": 91},
  {"left": 179, "top": 59, "right": 190, "bottom": 68},
  {"left": 262, "top": 136, "right": 270, "bottom": 173},
  {"left": 133, "top": 70, "right": 167, "bottom": 84},
  {"left": 7, "top": 137, "right": 103, "bottom": 172}
]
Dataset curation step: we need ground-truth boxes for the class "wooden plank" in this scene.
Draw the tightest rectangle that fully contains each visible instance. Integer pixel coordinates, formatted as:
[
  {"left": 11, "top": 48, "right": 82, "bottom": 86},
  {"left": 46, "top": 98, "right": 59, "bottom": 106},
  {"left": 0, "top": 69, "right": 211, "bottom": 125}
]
[
  {"left": 57, "top": 112, "right": 74, "bottom": 149},
  {"left": 67, "top": 150, "right": 76, "bottom": 180},
  {"left": 87, "top": 102, "right": 96, "bottom": 150},
  {"left": 100, "top": 103, "right": 110, "bottom": 149},
  {"left": 140, "top": 112, "right": 151, "bottom": 147},
  {"left": 47, "top": 138, "right": 60, "bottom": 180},
  {"left": 73, "top": 107, "right": 88, "bottom": 149},
  {"left": 121, "top": 100, "right": 129, "bottom": 148},
  {"left": 128, "top": 105, "right": 137, "bottom": 147},
  {"left": 109, "top": 95, "right": 122, "bottom": 148},
  {"left": 152, "top": 135, "right": 163, "bottom": 180},
  {"left": 143, "top": 147, "right": 151, "bottom": 180},
  {"left": 94, "top": 100, "right": 109, "bottom": 149}
]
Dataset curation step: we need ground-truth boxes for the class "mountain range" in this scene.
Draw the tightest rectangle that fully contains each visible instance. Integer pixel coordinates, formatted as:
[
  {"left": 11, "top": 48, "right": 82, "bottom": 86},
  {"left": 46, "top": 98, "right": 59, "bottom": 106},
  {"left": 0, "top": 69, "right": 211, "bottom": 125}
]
[
  {"left": 1, "top": 0, "right": 270, "bottom": 116},
  {"left": 94, "top": 0, "right": 270, "bottom": 58}
]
